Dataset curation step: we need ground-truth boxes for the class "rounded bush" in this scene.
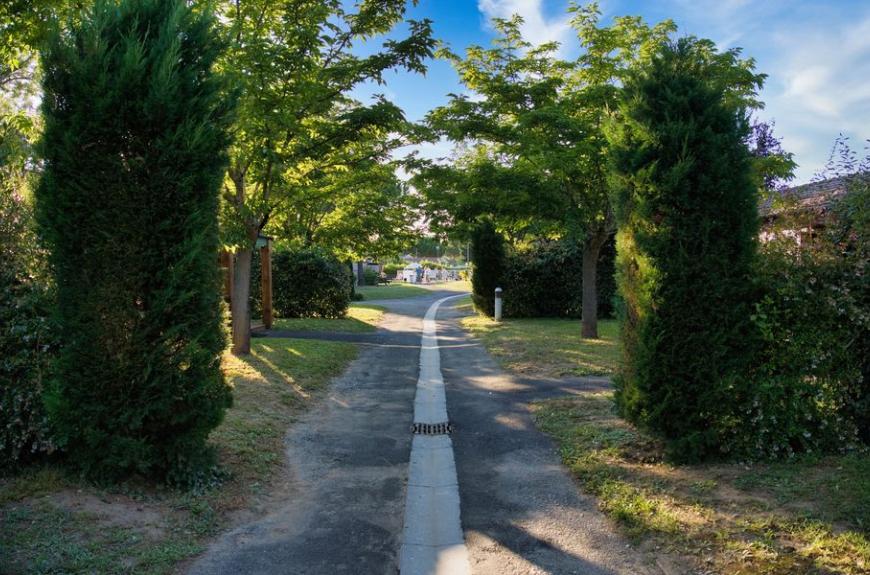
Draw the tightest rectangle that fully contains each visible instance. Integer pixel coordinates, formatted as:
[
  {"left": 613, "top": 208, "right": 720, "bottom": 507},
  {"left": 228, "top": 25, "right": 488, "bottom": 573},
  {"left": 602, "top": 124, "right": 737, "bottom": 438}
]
[
  {"left": 362, "top": 267, "right": 379, "bottom": 286},
  {"left": 271, "top": 249, "right": 353, "bottom": 318}
]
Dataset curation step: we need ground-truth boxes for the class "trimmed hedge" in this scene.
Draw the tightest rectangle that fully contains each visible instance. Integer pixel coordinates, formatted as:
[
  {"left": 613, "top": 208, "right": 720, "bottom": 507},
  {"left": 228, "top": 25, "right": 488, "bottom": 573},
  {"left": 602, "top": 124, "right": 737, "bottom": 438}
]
[
  {"left": 37, "top": 0, "right": 234, "bottom": 484},
  {"left": 419, "top": 260, "right": 444, "bottom": 270},
  {"left": 470, "top": 221, "right": 505, "bottom": 316},
  {"left": 501, "top": 238, "right": 616, "bottom": 319},
  {"left": 249, "top": 248, "right": 264, "bottom": 319},
  {"left": 383, "top": 262, "right": 404, "bottom": 276}
]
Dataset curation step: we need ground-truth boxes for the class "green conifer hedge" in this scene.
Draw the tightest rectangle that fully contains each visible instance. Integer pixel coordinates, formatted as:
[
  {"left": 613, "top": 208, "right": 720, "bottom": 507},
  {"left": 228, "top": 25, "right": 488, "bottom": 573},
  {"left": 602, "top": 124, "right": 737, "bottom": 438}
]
[
  {"left": 37, "top": 0, "right": 235, "bottom": 483},
  {"left": 608, "top": 39, "right": 760, "bottom": 461},
  {"left": 501, "top": 238, "right": 617, "bottom": 319},
  {"left": 470, "top": 220, "right": 505, "bottom": 316}
]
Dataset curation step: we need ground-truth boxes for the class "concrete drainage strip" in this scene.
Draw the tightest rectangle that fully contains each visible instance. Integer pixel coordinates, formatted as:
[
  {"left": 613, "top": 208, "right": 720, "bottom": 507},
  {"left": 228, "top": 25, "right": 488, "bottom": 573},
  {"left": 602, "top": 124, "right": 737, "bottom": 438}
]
[
  {"left": 398, "top": 294, "right": 472, "bottom": 575},
  {"left": 411, "top": 422, "right": 454, "bottom": 435}
]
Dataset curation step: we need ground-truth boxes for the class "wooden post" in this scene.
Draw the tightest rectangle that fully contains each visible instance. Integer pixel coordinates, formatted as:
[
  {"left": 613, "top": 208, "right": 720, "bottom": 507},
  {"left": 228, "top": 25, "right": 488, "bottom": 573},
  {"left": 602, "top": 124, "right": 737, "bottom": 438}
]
[
  {"left": 231, "top": 248, "right": 252, "bottom": 354},
  {"left": 260, "top": 241, "right": 273, "bottom": 330},
  {"left": 221, "top": 251, "right": 234, "bottom": 310}
]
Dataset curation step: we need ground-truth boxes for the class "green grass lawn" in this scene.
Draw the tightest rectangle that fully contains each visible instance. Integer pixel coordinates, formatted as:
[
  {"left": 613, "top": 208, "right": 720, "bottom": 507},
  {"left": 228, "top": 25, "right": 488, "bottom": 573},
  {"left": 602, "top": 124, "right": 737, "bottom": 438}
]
[
  {"left": 355, "top": 282, "right": 430, "bottom": 300},
  {"left": 0, "top": 338, "right": 357, "bottom": 575},
  {"left": 271, "top": 303, "right": 385, "bottom": 333},
  {"left": 453, "top": 294, "right": 473, "bottom": 309},
  {"left": 438, "top": 279, "right": 472, "bottom": 293},
  {"left": 356, "top": 279, "right": 470, "bottom": 301},
  {"left": 462, "top": 313, "right": 620, "bottom": 377},
  {"left": 534, "top": 393, "right": 870, "bottom": 575}
]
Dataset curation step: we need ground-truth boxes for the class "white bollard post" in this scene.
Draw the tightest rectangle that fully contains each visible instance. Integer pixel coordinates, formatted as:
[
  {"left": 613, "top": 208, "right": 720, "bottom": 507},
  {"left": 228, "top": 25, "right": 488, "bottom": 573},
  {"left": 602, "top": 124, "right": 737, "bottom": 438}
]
[{"left": 494, "top": 287, "right": 503, "bottom": 322}]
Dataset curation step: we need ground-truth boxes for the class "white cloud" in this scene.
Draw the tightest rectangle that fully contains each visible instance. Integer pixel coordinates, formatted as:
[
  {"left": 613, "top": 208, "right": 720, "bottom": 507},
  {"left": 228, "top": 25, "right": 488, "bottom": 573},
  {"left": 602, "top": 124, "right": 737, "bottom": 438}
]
[
  {"left": 667, "top": 0, "right": 770, "bottom": 48},
  {"left": 763, "top": 13, "right": 870, "bottom": 180},
  {"left": 783, "top": 66, "right": 838, "bottom": 118},
  {"left": 477, "top": 0, "right": 573, "bottom": 53},
  {"left": 776, "top": 20, "right": 870, "bottom": 121},
  {"left": 472, "top": 0, "right": 870, "bottom": 182}
]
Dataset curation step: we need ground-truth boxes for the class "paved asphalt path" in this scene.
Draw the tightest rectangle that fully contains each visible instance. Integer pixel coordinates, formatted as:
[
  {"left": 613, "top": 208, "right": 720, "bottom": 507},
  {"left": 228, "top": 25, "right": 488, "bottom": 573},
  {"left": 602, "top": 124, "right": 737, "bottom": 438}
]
[
  {"left": 438, "top": 301, "right": 656, "bottom": 575},
  {"left": 187, "top": 288, "right": 657, "bottom": 575}
]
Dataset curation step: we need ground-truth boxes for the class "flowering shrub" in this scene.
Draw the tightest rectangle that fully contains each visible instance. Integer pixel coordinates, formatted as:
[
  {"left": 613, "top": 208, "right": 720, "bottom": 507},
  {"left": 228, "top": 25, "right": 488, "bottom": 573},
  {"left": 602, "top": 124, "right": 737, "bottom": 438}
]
[
  {"left": 740, "top": 174, "right": 869, "bottom": 458},
  {"left": 0, "top": 188, "right": 57, "bottom": 470},
  {"left": 741, "top": 239, "right": 864, "bottom": 457},
  {"left": 831, "top": 173, "right": 870, "bottom": 440}
]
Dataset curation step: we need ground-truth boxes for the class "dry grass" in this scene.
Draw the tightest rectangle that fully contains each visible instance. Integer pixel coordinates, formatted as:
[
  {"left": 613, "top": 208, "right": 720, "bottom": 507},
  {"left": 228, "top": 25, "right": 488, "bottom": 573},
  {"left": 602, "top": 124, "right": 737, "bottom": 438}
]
[
  {"left": 533, "top": 393, "right": 870, "bottom": 575},
  {"left": 462, "top": 313, "right": 621, "bottom": 377},
  {"left": 0, "top": 338, "right": 357, "bottom": 575},
  {"left": 270, "top": 303, "right": 385, "bottom": 333}
]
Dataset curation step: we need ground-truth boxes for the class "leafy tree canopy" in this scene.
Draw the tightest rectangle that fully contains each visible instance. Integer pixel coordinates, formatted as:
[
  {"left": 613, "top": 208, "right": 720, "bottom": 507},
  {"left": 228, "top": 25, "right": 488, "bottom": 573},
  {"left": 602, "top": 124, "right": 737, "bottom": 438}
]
[
  {"left": 215, "top": 0, "right": 435, "bottom": 353},
  {"left": 414, "top": 6, "right": 677, "bottom": 241},
  {"left": 269, "top": 157, "right": 417, "bottom": 261},
  {"left": 413, "top": 3, "right": 678, "bottom": 337},
  {"left": 217, "top": 0, "right": 435, "bottom": 248}
]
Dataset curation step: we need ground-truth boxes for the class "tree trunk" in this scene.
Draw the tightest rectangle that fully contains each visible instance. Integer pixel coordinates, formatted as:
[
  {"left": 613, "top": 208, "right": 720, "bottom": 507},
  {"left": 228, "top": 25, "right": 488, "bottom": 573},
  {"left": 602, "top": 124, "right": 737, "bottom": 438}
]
[
  {"left": 581, "top": 230, "right": 609, "bottom": 339},
  {"left": 231, "top": 247, "right": 252, "bottom": 355},
  {"left": 260, "top": 243, "right": 273, "bottom": 330},
  {"left": 356, "top": 261, "right": 365, "bottom": 286}
]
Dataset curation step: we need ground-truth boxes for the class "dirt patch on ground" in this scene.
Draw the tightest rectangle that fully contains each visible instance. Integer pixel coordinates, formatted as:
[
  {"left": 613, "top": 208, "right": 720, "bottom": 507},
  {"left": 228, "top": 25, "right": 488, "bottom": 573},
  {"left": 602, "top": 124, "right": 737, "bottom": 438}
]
[
  {"left": 1, "top": 337, "right": 361, "bottom": 575},
  {"left": 45, "top": 490, "right": 172, "bottom": 541}
]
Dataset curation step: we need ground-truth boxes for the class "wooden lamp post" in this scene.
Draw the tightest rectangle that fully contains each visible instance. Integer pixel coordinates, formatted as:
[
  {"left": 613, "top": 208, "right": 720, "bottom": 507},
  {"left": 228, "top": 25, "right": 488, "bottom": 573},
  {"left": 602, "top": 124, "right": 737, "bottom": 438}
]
[
  {"left": 255, "top": 234, "right": 273, "bottom": 330},
  {"left": 220, "top": 233, "right": 273, "bottom": 332}
]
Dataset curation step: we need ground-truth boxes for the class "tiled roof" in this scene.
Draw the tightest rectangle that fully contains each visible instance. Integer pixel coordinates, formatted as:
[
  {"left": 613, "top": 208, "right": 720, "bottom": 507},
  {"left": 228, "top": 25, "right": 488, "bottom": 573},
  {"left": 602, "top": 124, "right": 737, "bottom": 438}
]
[{"left": 760, "top": 175, "right": 856, "bottom": 217}]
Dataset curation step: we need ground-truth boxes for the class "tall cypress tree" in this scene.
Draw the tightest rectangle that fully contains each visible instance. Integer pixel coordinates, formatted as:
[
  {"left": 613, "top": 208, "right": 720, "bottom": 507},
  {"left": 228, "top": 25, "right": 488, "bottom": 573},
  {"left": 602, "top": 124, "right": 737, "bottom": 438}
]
[
  {"left": 608, "top": 39, "right": 760, "bottom": 461},
  {"left": 38, "top": 0, "right": 235, "bottom": 483}
]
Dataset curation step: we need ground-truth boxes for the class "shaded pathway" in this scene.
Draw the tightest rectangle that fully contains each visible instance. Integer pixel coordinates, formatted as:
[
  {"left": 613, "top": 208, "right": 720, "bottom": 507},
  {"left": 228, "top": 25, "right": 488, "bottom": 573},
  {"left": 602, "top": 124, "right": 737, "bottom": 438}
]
[
  {"left": 438, "top": 302, "right": 658, "bottom": 575},
  {"left": 255, "top": 329, "right": 418, "bottom": 347},
  {"left": 189, "top": 287, "right": 657, "bottom": 574},
  {"left": 187, "top": 290, "right": 460, "bottom": 575}
]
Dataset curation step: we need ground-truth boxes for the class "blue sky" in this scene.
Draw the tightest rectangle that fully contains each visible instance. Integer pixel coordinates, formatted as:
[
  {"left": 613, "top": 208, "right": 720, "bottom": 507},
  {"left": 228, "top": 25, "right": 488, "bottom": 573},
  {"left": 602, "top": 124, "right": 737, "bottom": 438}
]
[{"left": 353, "top": 0, "right": 870, "bottom": 184}]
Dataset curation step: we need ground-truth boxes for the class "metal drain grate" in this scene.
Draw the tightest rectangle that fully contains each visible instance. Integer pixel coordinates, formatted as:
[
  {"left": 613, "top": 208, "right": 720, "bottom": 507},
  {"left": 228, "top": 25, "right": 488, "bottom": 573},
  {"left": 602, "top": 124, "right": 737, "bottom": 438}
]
[{"left": 411, "top": 421, "right": 454, "bottom": 435}]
